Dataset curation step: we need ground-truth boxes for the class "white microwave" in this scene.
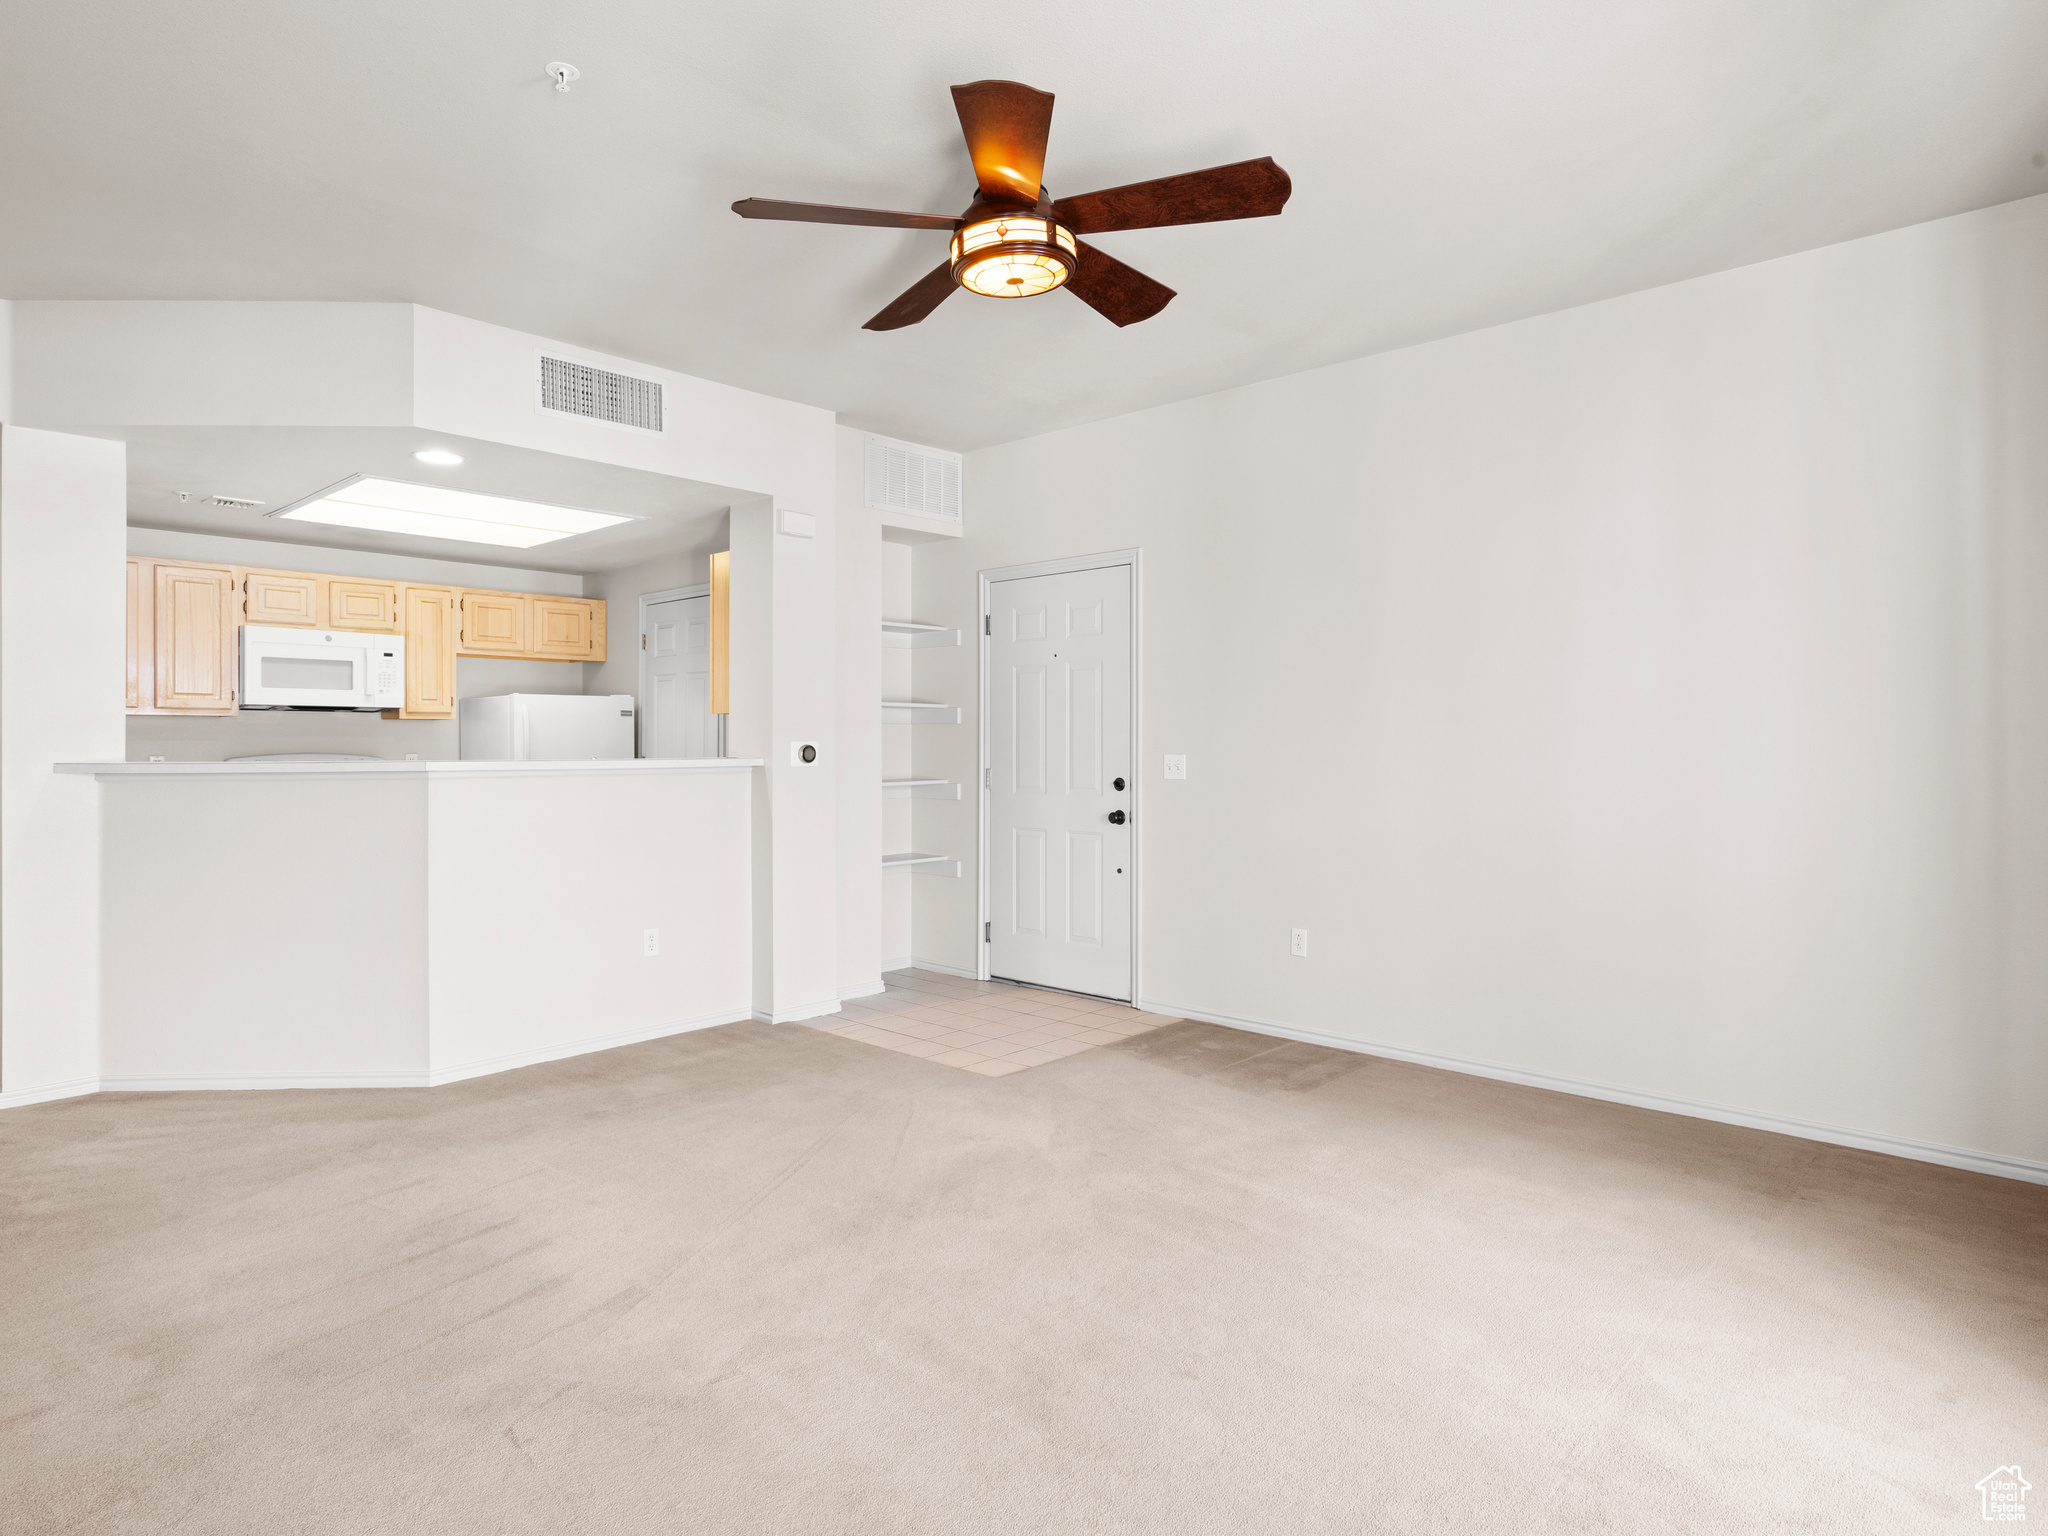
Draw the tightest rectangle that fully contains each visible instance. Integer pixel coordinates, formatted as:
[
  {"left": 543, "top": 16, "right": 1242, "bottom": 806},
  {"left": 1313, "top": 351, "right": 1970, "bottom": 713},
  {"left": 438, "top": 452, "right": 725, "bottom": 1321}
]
[{"left": 239, "top": 625, "right": 404, "bottom": 711}]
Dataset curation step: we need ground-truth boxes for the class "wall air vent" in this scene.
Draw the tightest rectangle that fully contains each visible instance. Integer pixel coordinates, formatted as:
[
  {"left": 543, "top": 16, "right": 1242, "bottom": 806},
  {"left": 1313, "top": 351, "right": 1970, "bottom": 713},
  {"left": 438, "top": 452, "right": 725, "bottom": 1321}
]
[
  {"left": 536, "top": 354, "right": 665, "bottom": 435},
  {"left": 864, "top": 434, "right": 962, "bottom": 523}
]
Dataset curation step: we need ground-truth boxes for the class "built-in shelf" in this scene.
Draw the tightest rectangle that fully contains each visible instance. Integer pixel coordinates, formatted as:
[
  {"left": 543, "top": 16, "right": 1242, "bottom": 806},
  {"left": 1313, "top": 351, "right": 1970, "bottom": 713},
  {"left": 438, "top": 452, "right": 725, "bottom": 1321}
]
[
  {"left": 883, "top": 699, "right": 962, "bottom": 725},
  {"left": 883, "top": 778, "right": 962, "bottom": 799},
  {"left": 882, "top": 851, "right": 961, "bottom": 877},
  {"left": 882, "top": 619, "right": 961, "bottom": 649}
]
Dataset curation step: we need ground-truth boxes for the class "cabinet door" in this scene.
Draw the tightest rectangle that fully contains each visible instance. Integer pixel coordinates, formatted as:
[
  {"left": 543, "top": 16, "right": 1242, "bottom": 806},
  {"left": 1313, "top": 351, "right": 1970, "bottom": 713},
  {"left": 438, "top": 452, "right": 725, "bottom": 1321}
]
[
  {"left": 243, "top": 569, "right": 322, "bottom": 627},
  {"left": 529, "top": 597, "right": 596, "bottom": 660},
  {"left": 126, "top": 558, "right": 146, "bottom": 709},
  {"left": 459, "top": 590, "right": 528, "bottom": 654},
  {"left": 327, "top": 579, "right": 400, "bottom": 632},
  {"left": 153, "top": 562, "right": 238, "bottom": 712},
  {"left": 395, "top": 584, "right": 458, "bottom": 717}
]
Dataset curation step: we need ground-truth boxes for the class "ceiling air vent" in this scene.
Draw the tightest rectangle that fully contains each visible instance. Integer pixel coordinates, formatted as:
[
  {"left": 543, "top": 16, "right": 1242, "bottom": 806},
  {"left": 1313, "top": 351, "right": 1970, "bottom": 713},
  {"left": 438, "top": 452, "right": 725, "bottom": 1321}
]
[
  {"left": 211, "top": 495, "right": 264, "bottom": 510},
  {"left": 536, "top": 354, "right": 665, "bottom": 434},
  {"left": 864, "top": 434, "right": 962, "bottom": 523}
]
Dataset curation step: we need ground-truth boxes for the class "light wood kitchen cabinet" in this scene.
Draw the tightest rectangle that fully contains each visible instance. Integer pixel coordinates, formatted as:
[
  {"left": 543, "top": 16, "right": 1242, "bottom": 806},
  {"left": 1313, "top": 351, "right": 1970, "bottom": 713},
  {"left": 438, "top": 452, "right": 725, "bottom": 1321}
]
[
  {"left": 152, "top": 561, "right": 238, "bottom": 713},
  {"left": 709, "top": 550, "right": 729, "bottom": 715},
  {"left": 326, "top": 578, "right": 401, "bottom": 632},
  {"left": 122, "top": 557, "right": 606, "bottom": 716},
  {"left": 390, "top": 584, "right": 458, "bottom": 718},
  {"left": 529, "top": 596, "right": 604, "bottom": 661},
  {"left": 459, "top": 590, "right": 528, "bottom": 655},
  {"left": 242, "top": 568, "right": 321, "bottom": 628},
  {"left": 125, "top": 559, "right": 144, "bottom": 709}
]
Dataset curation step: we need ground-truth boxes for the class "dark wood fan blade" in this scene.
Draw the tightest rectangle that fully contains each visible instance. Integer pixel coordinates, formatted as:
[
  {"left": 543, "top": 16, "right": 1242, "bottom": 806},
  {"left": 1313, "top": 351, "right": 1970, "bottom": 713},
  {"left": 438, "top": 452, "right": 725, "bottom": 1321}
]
[
  {"left": 951, "top": 80, "right": 1054, "bottom": 205},
  {"left": 863, "top": 261, "right": 960, "bottom": 331},
  {"left": 732, "top": 198, "right": 962, "bottom": 231},
  {"left": 1066, "top": 241, "right": 1176, "bottom": 327},
  {"left": 1056, "top": 157, "right": 1292, "bottom": 234}
]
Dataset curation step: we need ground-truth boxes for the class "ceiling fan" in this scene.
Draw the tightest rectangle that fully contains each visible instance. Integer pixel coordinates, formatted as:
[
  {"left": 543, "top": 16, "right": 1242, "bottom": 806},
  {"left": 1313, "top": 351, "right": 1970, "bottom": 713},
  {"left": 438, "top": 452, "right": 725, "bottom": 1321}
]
[{"left": 733, "top": 80, "right": 1292, "bottom": 331}]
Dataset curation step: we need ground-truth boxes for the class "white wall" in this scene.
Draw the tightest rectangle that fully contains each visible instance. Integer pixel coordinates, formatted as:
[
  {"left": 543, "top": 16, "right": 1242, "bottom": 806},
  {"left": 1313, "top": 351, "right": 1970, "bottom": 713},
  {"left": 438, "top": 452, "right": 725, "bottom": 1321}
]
[
  {"left": 100, "top": 778, "right": 430, "bottom": 1084},
  {"left": 879, "top": 539, "right": 914, "bottom": 970},
  {"left": 425, "top": 772, "right": 753, "bottom": 1080},
  {"left": 921, "top": 192, "right": 2048, "bottom": 1174},
  {"left": 0, "top": 427, "right": 126, "bottom": 1103},
  {"left": 834, "top": 428, "right": 882, "bottom": 997},
  {"left": 12, "top": 301, "right": 414, "bottom": 426},
  {"left": 0, "top": 300, "right": 14, "bottom": 423},
  {"left": 94, "top": 769, "right": 752, "bottom": 1087},
  {"left": 7, "top": 301, "right": 844, "bottom": 1032}
]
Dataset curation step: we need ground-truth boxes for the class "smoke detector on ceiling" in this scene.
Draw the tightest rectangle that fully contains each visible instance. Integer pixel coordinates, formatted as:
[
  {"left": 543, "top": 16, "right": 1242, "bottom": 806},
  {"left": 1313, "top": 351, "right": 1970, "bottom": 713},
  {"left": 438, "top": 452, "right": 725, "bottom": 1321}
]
[{"left": 546, "top": 62, "right": 579, "bottom": 93}]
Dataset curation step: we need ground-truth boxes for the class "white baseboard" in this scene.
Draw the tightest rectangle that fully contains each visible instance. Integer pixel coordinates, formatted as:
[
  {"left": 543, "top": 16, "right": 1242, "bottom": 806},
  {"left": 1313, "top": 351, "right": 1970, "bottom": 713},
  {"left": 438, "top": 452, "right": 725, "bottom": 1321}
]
[
  {"left": 909, "top": 956, "right": 980, "bottom": 980},
  {"left": 838, "top": 977, "right": 886, "bottom": 1001},
  {"left": 101, "top": 1071, "right": 432, "bottom": 1091},
  {"left": 755, "top": 997, "right": 842, "bottom": 1025},
  {"left": 1139, "top": 998, "right": 2048, "bottom": 1188},
  {"left": 879, "top": 956, "right": 914, "bottom": 975},
  {"left": 0, "top": 1076, "right": 103, "bottom": 1109}
]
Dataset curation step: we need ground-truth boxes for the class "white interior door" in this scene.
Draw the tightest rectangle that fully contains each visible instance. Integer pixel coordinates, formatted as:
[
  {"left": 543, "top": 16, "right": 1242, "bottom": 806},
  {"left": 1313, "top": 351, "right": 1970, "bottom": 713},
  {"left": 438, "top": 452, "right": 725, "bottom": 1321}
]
[
  {"left": 986, "top": 563, "right": 1133, "bottom": 999},
  {"left": 644, "top": 595, "right": 713, "bottom": 758}
]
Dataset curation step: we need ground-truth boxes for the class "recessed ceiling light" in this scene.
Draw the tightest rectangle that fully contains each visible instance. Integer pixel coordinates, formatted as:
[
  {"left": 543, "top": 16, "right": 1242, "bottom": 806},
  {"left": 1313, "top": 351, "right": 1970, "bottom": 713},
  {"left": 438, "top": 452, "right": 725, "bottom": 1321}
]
[
  {"left": 266, "top": 475, "right": 635, "bottom": 549},
  {"left": 413, "top": 448, "right": 464, "bottom": 466}
]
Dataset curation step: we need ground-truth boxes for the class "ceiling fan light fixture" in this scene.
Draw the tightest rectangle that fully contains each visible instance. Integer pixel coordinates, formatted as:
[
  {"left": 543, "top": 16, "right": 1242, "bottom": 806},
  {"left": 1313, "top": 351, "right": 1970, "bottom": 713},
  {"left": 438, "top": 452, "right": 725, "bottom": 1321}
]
[{"left": 949, "top": 213, "right": 1077, "bottom": 298}]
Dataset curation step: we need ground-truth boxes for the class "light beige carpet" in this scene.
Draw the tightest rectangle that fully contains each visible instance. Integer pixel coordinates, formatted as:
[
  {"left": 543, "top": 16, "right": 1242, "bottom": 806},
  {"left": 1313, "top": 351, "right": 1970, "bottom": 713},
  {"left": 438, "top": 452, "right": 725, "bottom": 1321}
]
[{"left": 4, "top": 1005, "right": 2043, "bottom": 1534}]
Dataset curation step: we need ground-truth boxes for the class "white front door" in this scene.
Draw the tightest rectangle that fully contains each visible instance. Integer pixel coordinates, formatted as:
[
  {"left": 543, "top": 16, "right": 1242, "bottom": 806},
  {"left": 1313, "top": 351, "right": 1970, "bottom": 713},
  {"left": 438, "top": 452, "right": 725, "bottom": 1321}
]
[
  {"left": 986, "top": 563, "right": 1133, "bottom": 999},
  {"left": 644, "top": 595, "right": 713, "bottom": 758}
]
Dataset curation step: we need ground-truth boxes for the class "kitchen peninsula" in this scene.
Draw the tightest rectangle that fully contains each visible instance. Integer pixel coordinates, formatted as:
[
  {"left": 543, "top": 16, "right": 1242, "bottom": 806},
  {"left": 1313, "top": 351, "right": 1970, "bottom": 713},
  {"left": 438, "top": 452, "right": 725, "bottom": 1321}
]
[{"left": 56, "top": 755, "right": 758, "bottom": 1089}]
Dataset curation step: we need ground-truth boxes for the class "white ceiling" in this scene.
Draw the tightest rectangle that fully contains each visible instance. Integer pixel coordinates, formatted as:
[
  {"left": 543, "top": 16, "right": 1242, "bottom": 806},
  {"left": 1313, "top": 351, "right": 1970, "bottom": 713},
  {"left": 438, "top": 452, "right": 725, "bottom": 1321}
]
[
  {"left": 5, "top": 1, "right": 2046, "bottom": 451},
  {"left": 106, "top": 426, "right": 736, "bottom": 574}
]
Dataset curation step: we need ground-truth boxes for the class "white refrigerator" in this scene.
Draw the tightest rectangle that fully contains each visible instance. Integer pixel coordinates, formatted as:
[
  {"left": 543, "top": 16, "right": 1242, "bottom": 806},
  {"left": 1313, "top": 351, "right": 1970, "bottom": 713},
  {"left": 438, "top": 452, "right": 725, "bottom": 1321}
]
[{"left": 459, "top": 694, "right": 636, "bottom": 761}]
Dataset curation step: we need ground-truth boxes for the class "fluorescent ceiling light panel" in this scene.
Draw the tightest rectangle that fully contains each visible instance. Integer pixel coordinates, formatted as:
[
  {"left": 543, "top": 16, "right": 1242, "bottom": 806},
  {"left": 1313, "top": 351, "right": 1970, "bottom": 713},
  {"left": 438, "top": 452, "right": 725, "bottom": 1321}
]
[{"left": 267, "top": 475, "right": 635, "bottom": 549}]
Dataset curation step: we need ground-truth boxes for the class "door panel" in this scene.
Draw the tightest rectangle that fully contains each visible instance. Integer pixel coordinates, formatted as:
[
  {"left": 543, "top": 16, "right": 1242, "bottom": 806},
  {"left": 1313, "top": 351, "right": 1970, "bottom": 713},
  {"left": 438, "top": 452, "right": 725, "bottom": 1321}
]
[
  {"left": 987, "top": 563, "right": 1132, "bottom": 998},
  {"left": 244, "top": 569, "right": 321, "bottom": 628},
  {"left": 152, "top": 562, "right": 237, "bottom": 712},
  {"left": 644, "top": 595, "right": 713, "bottom": 758},
  {"left": 396, "top": 584, "right": 457, "bottom": 717},
  {"left": 460, "top": 591, "right": 528, "bottom": 654},
  {"left": 531, "top": 597, "right": 595, "bottom": 659},
  {"left": 327, "top": 579, "right": 400, "bottom": 632}
]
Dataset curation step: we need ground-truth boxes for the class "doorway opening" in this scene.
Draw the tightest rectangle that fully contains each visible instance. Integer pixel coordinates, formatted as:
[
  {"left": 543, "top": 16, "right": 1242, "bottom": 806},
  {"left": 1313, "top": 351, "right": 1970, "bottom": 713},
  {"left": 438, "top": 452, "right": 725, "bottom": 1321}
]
[{"left": 637, "top": 584, "right": 720, "bottom": 758}]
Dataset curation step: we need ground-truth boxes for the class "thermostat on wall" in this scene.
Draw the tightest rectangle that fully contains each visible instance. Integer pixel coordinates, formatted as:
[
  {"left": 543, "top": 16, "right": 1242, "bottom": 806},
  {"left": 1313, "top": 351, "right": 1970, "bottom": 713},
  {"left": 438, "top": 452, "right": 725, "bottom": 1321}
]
[
  {"left": 791, "top": 741, "right": 821, "bottom": 765},
  {"left": 777, "top": 508, "right": 816, "bottom": 539}
]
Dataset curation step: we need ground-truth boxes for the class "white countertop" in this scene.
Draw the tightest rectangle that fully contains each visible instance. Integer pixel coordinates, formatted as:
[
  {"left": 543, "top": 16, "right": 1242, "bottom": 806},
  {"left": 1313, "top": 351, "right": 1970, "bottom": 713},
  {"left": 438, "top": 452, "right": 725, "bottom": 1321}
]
[{"left": 56, "top": 758, "right": 762, "bottom": 780}]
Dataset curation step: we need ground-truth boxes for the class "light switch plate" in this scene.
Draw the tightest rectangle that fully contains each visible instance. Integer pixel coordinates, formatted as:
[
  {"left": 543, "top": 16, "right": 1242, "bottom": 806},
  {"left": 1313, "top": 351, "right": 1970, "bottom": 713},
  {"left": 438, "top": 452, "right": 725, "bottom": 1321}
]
[{"left": 1164, "top": 754, "right": 1187, "bottom": 779}]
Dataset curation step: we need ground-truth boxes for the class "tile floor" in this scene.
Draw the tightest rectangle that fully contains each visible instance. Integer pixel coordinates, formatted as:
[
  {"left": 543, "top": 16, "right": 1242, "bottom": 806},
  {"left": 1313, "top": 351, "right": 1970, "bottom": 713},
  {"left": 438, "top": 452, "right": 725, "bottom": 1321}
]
[{"left": 811, "top": 967, "right": 1173, "bottom": 1076}]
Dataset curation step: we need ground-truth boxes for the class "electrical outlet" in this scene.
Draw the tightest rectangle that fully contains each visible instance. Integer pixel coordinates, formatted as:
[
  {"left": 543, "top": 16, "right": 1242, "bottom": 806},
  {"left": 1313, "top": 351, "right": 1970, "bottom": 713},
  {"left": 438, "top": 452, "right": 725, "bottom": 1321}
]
[
  {"left": 1164, "top": 754, "right": 1187, "bottom": 779},
  {"left": 643, "top": 928, "right": 660, "bottom": 957},
  {"left": 1291, "top": 928, "right": 1309, "bottom": 958}
]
